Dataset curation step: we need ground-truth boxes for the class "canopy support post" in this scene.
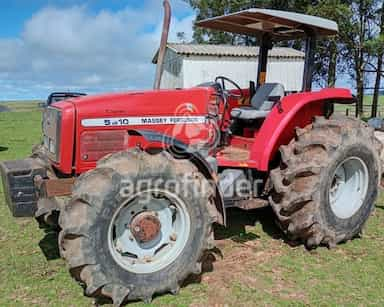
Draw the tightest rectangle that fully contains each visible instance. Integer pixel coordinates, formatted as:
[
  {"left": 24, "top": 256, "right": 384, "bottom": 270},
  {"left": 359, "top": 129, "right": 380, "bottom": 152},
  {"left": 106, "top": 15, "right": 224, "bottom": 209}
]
[
  {"left": 257, "top": 34, "right": 272, "bottom": 88},
  {"left": 302, "top": 31, "right": 317, "bottom": 92}
]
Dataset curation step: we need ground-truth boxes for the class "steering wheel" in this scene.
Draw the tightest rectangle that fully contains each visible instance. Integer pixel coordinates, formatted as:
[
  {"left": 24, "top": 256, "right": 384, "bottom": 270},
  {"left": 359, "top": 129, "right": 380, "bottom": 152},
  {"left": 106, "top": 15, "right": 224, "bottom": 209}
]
[{"left": 215, "top": 76, "right": 244, "bottom": 99}]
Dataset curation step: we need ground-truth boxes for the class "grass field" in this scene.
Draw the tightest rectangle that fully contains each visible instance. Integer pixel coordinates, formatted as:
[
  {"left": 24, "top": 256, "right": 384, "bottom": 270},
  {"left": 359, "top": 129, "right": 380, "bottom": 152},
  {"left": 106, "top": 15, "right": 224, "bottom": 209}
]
[
  {"left": 335, "top": 95, "right": 384, "bottom": 117},
  {"left": 1, "top": 102, "right": 384, "bottom": 306},
  {"left": 0, "top": 101, "right": 43, "bottom": 113}
]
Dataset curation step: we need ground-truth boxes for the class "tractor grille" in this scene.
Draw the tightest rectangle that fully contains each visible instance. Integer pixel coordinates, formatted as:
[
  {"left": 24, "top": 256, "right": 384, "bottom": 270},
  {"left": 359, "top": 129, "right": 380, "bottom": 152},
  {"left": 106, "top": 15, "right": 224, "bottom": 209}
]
[{"left": 42, "top": 107, "right": 62, "bottom": 162}]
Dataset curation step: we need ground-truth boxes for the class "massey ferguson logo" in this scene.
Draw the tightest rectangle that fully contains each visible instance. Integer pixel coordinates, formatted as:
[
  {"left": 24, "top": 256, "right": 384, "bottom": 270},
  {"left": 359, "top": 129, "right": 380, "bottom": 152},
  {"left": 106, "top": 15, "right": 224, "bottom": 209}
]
[{"left": 81, "top": 116, "right": 207, "bottom": 127}]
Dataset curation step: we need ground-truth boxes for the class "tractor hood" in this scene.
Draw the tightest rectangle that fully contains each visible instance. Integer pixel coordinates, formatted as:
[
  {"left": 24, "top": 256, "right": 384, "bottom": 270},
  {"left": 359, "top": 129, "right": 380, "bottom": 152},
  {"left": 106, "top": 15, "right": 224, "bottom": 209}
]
[
  {"left": 68, "top": 87, "right": 214, "bottom": 120},
  {"left": 52, "top": 87, "right": 217, "bottom": 174}
]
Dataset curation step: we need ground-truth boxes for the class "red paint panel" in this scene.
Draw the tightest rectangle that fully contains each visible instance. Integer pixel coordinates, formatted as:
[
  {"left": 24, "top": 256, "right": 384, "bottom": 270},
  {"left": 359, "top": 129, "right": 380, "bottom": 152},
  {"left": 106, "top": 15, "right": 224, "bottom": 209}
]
[
  {"left": 72, "top": 88, "right": 215, "bottom": 174},
  {"left": 80, "top": 130, "right": 128, "bottom": 162},
  {"left": 251, "top": 88, "right": 354, "bottom": 171},
  {"left": 46, "top": 86, "right": 353, "bottom": 175}
]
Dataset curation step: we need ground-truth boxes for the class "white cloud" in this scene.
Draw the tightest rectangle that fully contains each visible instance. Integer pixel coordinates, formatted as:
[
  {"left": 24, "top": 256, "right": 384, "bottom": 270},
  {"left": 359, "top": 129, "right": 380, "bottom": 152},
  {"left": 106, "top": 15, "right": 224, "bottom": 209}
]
[{"left": 0, "top": 1, "right": 195, "bottom": 99}]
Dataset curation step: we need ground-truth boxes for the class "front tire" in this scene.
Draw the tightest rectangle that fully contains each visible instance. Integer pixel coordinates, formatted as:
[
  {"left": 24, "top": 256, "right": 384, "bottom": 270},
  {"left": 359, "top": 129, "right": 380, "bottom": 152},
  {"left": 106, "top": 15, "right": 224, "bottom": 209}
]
[
  {"left": 59, "top": 149, "right": 215, "bottom": 305},
  {"left": 270, "top": 115, "right": 382, "bottom": 248}
]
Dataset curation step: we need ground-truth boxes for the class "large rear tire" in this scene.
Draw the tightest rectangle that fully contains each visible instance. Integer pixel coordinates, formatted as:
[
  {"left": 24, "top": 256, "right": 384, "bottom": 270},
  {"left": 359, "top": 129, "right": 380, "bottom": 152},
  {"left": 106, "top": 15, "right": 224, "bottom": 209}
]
[
  {"left": 59, "top": 149, "right": 215, "bottom": 305},
  {"left": 270, "top": 115, "right": 382, "bottom": 248}
]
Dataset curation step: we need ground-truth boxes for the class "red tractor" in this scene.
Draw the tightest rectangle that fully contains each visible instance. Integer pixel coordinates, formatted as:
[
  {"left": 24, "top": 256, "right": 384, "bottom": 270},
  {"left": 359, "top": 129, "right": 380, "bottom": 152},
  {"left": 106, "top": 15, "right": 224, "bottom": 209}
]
[{"left": 1, "top": 5, "right": 382, "bottom": 306}]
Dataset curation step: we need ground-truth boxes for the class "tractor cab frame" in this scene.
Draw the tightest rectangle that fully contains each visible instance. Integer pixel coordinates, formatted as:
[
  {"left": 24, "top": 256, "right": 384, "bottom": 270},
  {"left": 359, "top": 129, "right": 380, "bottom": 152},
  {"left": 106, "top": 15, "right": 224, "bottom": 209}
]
[
  {"left": 190, "top": 9, "right": 346, "bottom": 173},
  {"left": 196, "top": 9, "right": 338, "bottom": 92}
]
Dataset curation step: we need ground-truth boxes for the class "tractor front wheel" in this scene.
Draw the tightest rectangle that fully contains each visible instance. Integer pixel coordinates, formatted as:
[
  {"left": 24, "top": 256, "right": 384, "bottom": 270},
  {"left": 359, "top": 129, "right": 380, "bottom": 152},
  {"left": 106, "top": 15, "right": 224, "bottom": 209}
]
[
  {"left": 270, "top": 115, "right": 382, "bottom": 248},
  {"left": 59, "top": 149, "right": 215, "bottom": 305}
]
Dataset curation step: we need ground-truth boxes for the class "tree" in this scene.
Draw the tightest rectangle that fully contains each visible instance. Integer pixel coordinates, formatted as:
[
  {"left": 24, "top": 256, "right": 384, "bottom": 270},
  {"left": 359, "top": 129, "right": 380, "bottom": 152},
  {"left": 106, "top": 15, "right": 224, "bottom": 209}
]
[
  {"left": 176, "top": 32, "right": 187, "bottom": 43},
  {"left": 307, "top": 1, "right": 352, "bottom": 87},
  {"left": 368, "top": 2, "right": 384, "bottom": 117},
  {"left": 340, "top": 0, "right": 379, "bottom": 117},
  {"left": 309, "top": 0, "right": 381, "bottom": 117}
]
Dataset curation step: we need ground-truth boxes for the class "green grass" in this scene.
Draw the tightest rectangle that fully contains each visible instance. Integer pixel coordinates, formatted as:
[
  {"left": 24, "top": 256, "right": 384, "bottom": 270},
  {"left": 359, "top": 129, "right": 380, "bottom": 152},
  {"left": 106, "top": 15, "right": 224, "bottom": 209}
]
[
  {"left": 335, "top": 95, "right": 384, "bottom": 117},
  {"left": 1, "top": 103, "right": 384, "bottom": 306},
  {"left": 0, "top": 101, "right": 43, "bottom": 113}
]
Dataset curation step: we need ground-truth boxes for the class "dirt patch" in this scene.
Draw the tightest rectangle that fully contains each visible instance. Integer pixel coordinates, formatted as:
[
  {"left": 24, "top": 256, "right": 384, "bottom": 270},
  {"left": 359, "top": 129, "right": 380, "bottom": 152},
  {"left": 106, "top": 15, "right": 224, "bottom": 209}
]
[
  {"left": 195, "top": 237, "right": 284, "bottom": 306},
  {"left": 188, "top": 207, "right": 310, "bottom": 306}
]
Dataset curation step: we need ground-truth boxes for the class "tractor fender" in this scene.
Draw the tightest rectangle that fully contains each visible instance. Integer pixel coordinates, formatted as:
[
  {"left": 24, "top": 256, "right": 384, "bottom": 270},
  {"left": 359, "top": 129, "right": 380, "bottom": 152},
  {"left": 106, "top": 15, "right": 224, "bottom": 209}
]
[
  {"left": 128, "top": 129, "right": 226, "bottom": 225},
  {"left": 251, "top": 88, "right": 355, "bottom": 171}
]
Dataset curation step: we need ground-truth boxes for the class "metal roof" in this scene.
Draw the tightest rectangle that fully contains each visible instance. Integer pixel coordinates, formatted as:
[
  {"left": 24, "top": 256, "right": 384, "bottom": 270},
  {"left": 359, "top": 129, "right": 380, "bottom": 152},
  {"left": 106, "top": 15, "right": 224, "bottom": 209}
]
[
  {"left": 152, "top": 43, "right": 305, "bottom": 63},
  {"left": 196, "top": 8, "right": 339, "bottom": 39}
]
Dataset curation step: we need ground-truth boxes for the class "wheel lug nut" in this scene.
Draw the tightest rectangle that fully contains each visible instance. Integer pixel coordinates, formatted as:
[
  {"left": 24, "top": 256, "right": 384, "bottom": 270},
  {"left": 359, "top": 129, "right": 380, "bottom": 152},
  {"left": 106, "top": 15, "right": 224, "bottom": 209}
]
[
  {"left": 134, "top": 226, "right": 141, "bottom": 233},
  {"left": 170, "top": 233, "right": 177, "bottom": 241},
  {"left": 129, "top": 236, "right": 134, "bottom": 241}
]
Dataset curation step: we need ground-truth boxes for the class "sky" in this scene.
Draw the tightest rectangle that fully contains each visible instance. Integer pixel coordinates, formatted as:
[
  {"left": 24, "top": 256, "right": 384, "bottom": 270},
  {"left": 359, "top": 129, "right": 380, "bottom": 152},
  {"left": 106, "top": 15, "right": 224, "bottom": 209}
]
[
  {"left": 0, "top": 0, "right": 195, "bottom": 100},
  {"left": 0, "top": 0, "right": 364, "bottom": 101}
]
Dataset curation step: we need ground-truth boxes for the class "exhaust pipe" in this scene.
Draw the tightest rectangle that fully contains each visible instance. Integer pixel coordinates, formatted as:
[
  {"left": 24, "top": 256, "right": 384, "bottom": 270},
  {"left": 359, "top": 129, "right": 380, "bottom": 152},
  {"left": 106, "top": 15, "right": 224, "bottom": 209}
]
[{"left": 154, "top": 0, "right": 171, "bottom": 90}]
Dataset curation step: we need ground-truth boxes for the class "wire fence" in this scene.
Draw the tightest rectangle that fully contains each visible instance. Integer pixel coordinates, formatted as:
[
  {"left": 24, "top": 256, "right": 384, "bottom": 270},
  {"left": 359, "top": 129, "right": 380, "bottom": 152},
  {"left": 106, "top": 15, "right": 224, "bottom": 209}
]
[{"left": 334, "top": 94, "right": 384, "bottom": 118}]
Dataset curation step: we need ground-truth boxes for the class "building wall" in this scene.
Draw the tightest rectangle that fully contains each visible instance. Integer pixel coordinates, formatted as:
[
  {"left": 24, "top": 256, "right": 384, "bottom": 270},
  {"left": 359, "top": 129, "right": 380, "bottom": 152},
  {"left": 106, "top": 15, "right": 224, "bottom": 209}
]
[
  {"left": 180, "top": 55, "right": 304, "bottom": 92},
  {"left": 160, "top": 49, "right": 184, "bottom": 89},
  {"left": 267, "top": 58, "right": 304, "bottom": 92}
]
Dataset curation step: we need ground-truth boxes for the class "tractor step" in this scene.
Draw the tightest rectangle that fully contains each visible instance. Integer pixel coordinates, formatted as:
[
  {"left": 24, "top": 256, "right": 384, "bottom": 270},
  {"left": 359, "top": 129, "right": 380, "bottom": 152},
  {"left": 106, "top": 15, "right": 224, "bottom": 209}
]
[
  {"left": 216, "top": 145, "right": 259, "bottom": 169},
  {"left": 218, "top": 146, "right": 250, "bottom": 162},
  {"left": 0, "top": 158, "right": 47, "bottom": 217}
]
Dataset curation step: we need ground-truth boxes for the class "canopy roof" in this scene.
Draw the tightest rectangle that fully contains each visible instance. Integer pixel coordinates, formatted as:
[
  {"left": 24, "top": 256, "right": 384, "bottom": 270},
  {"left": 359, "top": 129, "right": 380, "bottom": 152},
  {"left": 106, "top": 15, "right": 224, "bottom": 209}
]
[{"left": 196, "top": 9, "right": 338, "bottom": 39}]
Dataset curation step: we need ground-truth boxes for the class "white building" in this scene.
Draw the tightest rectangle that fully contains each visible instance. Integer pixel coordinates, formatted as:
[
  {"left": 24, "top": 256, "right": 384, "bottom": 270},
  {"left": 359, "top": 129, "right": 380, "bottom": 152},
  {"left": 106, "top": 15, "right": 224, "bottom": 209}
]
[{"left": 153, "top": 43, "right": 305, "bottom": 92}]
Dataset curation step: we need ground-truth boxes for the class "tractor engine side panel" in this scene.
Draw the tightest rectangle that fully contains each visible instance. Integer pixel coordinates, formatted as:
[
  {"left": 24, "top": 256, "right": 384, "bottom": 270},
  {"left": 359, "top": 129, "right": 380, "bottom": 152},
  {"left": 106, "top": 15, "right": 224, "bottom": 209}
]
[
  {"left": 72, "top": 88, "right": 215, "bottom": 174},
  {"left": 251, "top": 88, "right": 354, "bottom": 171}
]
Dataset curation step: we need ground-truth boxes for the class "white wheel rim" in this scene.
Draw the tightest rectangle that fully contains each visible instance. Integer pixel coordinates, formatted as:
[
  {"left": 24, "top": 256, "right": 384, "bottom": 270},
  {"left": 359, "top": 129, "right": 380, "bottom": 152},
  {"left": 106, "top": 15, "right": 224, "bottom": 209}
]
[
  {"left": 329, "top": 157, "right": 369, "bottom": 219},
  {"left": 108, "top": 189, "right": 191, "bottom": 274}
]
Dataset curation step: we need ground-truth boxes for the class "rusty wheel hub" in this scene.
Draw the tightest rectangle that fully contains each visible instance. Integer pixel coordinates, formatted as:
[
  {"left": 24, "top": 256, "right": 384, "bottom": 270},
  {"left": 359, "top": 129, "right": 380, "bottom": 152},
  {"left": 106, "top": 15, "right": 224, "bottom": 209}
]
[
  {"left": 109, "top": 189, "right": 191, "bottom": 274},
  {"left": 130, "top": 212, "right": 161, "bottom": 243}
]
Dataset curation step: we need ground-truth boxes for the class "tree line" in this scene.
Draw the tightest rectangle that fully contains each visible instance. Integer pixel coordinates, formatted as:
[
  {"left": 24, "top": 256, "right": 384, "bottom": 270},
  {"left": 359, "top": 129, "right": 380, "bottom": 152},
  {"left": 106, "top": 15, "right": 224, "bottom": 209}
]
[{"left": 183, "top": 0, "right": 384, "bottom": 118}]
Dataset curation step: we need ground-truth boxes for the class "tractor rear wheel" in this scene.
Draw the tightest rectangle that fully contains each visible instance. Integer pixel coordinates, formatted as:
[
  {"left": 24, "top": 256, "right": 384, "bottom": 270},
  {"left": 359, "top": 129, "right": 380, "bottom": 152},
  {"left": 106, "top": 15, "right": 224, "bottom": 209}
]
[
  {"left": 58, "top": 149, "right": 215, "bottom": 305},
  {"left": 270, "top": 115, "right": 382, "bottom": 248}
]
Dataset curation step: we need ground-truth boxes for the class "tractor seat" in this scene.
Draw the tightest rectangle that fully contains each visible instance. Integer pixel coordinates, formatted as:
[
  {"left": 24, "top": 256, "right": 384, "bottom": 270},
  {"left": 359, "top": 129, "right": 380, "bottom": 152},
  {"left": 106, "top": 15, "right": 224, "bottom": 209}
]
[{"left": 231, "top": 83, "right": 285, "bottom": 120}]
